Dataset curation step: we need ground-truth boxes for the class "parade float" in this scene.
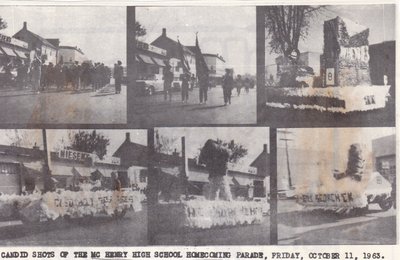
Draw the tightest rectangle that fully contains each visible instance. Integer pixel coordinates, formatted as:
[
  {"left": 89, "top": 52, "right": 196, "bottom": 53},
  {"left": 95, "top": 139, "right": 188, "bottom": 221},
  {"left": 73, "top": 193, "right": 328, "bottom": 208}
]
[
  {"left": 295, "top": 144, "right": 393, "bottom": 213},
  {"left": 0, "top": 189, "right": 144, "bottom": 224},
  {"left": 266, "top": 16, "right": 391, "bottom": 113},
  {"left": 154, "top": 139, "right": 267, "bottom": 232}
]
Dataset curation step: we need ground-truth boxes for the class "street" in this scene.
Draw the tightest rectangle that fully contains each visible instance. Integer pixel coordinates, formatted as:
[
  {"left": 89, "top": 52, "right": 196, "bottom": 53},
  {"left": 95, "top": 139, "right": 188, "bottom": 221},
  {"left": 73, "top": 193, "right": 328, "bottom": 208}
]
[
  {"left": 0, "top": 207, "right": 147, "bottom": 246},
  {"left": 0, "top": 84, "right": 126, "bottom": 124},
  {"left": 278, "top": 200, "right": 396, "bottom": 245},
  {"left": 130, "top": 87, "right": 256, "bottom": 126},
  {"left": 152, "top": 215, "right": 270, "bottom": 245}
]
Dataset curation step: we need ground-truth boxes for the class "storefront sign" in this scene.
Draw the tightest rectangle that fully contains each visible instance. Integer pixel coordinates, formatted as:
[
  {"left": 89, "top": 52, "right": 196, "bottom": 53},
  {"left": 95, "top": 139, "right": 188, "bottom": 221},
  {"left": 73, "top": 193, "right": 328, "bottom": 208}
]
[
  {"left": 137, "top": 41, "right": 167, "bottom": 56},
  {"left": 58, "top": 149, "right": 92, "bottom": 162},
  {"left": 0, "top": 33, "right": 28, "bottom": 49}
]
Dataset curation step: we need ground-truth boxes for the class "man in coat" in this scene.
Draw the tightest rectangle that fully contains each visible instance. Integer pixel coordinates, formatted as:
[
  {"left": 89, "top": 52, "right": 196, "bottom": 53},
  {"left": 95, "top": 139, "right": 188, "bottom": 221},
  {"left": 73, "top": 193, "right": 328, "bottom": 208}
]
[
  {"left": 199, "top": 139, "right": 232, "bottom": 201},
  {"left": 114, "top": 60, "right": 124, "bottom": 94},
  {"left": 163, "top": 64, "right": 173, "bottom": 101},
  {"left": 222, "top": 69, "right": 234, "bottom": 105}
]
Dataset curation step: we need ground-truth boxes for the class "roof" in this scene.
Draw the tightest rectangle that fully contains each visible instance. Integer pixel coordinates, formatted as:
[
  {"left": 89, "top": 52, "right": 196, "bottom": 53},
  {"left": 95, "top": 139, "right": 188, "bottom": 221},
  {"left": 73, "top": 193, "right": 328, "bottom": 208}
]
[
  {"left": 113, "top": 140, "right": 180, "bottom": 168},
  {"left": 59, "top": 46, "right": 85, "bottom": 55},
  {"left": 13, "top": 28, "right": 57, "bottom": 49},
  {"left": 249, "top": 149, "right": 270, "bottom": 177},
  {"left": 203, "top": 53, "right": 226, "bottom": 62},
  {"left": 372, "top": 135, "right": 396, "bottom": 158},
  {"left": 151, "top": 35, "right": 194, "bottom": 59},
  {"left": 0, "top": 144, "right": 44, "bottom": 160}
]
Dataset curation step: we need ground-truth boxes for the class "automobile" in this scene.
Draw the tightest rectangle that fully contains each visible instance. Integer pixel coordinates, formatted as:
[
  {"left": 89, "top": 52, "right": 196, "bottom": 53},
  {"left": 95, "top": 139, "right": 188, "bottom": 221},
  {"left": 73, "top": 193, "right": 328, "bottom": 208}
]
[{"left": 136, "top": 78, "right": 164, "bottom": 96}]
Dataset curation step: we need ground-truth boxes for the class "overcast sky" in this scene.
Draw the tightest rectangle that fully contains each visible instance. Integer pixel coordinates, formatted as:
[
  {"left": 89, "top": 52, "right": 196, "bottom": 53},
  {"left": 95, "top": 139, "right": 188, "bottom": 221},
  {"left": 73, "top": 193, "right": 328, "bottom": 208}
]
[
  {"left": 278, "top": 127, "right": 395, "bottom": 154},
  {"left": 266, "top": 4, "right": 396, "bottom": 65},
  {"left": 137, "top": 7, "right": 256, "bottom": 75},
  {"left": 156, "top": 127, "right": 269, "bottom": 171},
  {"left": 0, "top": 6, "right": 126, "bottom": 67}
]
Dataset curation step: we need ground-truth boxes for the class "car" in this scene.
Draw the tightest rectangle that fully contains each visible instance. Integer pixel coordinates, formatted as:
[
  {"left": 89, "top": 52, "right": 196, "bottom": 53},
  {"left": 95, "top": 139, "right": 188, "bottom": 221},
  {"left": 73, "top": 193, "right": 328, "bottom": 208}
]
[{"left": 136, "top": 79, "right": 164, "bottom": 96}]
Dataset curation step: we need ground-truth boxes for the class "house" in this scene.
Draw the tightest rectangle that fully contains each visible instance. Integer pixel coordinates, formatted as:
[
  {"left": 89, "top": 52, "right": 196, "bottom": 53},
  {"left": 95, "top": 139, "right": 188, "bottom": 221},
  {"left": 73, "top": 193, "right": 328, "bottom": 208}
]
[
  {"left": 372, "top": 134, "right": 396, "bottom": 184},
  {"left": 151, "top": 28, "right": 197, "bottom": 80},
  {"left": 58, "top": 46, "right": 88, "bottom": 65},
  {"left": 13, "top": 22, "right": 58, "bottom": 64},
  {"left": 203, "top": 53, "right": 226, "bottom": 86}
]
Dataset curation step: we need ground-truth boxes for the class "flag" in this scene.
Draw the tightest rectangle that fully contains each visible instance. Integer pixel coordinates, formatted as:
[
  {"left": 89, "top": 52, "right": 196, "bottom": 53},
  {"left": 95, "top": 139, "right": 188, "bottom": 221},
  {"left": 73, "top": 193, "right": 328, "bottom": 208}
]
[
  {"left": 194, "top": 34, "right": 209, "bottom": 80},
  {"left": 178, "top": 39, "right": 190, "bottom": 74}
]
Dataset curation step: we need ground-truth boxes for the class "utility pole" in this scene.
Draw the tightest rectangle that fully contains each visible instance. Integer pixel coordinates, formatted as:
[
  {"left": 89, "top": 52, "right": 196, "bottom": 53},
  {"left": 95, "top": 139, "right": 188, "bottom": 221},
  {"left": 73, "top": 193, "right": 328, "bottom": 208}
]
[
  {"left": 42, "top": 129, "right": 53, "bottom": 193},
  {"left": 180, "top": 136, "right": 188, "bottom": 199},
  {"left": 279, "top": 129, "right": 294, "bottom": 189}
]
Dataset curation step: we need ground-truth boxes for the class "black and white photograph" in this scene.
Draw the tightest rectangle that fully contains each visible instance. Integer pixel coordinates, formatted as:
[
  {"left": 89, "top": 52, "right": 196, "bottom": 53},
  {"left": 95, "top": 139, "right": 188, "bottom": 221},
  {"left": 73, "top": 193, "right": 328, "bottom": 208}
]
[
  {"left": 276, "top": 128, "right": 396, "bottom": 245},
  {"left": 148, "top": 127, "right": 270, "bottom": 245},
  {"left": 0, "top": 129, "right": 147, "bottom": 246},
  {"left": 130, "top": 7, "right": 257, "bottom": 126},
  {"left": 0, "top": 6, "right": 126, "bottom": 124},
  {"left": 259, "top": 5, "right": 395, "bottom": 127}
]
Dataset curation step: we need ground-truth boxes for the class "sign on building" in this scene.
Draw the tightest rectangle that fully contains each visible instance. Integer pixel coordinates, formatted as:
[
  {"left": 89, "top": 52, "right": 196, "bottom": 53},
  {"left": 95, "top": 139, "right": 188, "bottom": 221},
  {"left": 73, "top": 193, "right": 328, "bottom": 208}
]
[{"left": 58, "top": 149, "right": 92, "bottom": 162}]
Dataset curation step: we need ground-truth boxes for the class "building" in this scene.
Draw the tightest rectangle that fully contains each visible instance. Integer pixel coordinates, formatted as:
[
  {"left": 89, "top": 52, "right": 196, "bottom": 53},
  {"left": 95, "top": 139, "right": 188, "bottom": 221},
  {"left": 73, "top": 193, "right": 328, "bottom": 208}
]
[
  {"left": 372, "top": 134, "right": 396, "bottom": 184},
  {"left": 136, "top": 40, "right": 168, "bottom": 80},
  {"left": 249, "top": 144, "right": 270, "bottom": 197},
  {"left": 0, "top": 144, "right": 45, "bottom": 194},
  {"left": 276, "top": 51, "right": 321, "bottom": 77},
  {"left": 13, "top": 22, "right": 58, "bottom": 64},
  {"left": 151, "top": 28, "right": 197, "bottom": 81},
  {"left": 369, "top": 41, "right": 396, "bottom": 98},
  {"left": 58, "top": 46, "right": 88, "bottom": 65},
  {"left": 203, "top": 53, "right": 226, "bottom": 86},
  {"left": 0, "top": 32, "right": 30, "bottom": 64}
]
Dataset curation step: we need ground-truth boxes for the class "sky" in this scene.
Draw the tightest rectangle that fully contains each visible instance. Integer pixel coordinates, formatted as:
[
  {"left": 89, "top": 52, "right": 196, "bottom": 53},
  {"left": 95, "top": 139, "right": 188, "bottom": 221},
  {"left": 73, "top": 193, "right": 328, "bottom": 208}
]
[
  {"left": 265, "top": 4, "right": 396, "bottom": 65},
  {"left": 0, "top": 129, "right": 147, "bottom": 158},
  {"left": 278, "top": 127, "right": 396, "bottom": 154},
  {"left": 0, "top": 6, "right": 126, "bottom": 67},
  {"left": 137, "top": 7, "right": 256, "bottom": 75},
  {"left": 156, "top": 127, "right": 269, "bottom": 171}
]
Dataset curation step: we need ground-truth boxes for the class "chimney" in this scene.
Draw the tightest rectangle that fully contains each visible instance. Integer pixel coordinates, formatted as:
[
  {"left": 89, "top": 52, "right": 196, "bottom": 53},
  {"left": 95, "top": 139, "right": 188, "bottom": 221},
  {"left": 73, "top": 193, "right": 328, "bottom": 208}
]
[
  {"left": 23, "top": 21, "right": 27, "bottom": 30},
  {"left": 125, "top": 132, "right": 131, "bottom": 143},
  {"left": 162, "top": 28, "right": 166, "bottom": 37},
  {"left": 263, "top": 144, "right": 268, "bottom": 152}
]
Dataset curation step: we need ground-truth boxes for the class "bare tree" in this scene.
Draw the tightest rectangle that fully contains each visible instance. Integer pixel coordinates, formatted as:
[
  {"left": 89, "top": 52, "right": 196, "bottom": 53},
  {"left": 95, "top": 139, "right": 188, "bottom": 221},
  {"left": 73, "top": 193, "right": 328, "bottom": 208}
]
[
  {"left": 264, "top": 6, "right": 324, "bottom": 64},
  {"left": 264, "top": 6, "right": 324, "bottom": 87},
  {"left": 0, "top": 17, "right": 7, "bottom": 31},
  {"left": 155, "top": 130, "right": 179, "bottom": 154}
]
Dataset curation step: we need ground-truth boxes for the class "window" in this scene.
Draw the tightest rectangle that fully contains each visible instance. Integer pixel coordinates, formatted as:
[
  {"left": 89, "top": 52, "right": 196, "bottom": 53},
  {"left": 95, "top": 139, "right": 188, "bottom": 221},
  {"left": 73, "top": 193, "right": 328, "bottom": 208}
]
[{"left": 139, "top": 170, "right": 147, "bottom": 183}]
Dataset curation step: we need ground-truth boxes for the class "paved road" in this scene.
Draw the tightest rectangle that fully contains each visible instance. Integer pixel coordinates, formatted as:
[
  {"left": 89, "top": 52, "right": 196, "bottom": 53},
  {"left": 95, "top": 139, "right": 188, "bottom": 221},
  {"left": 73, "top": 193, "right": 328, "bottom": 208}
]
[
  {"left": 130, "top": 87, "right": 257, "bottom": 126},
  {"left": 152, "top": 215, "right": 270, "bottom": 245},
  {"left": 278, "top": 200, "right": 396, "bottom": 245},
  {"left": 0, "top": 85, "right": 126, "bottom": 124},
  {"left": 0, "top": 207, "right": 146, "bottom": 246}
]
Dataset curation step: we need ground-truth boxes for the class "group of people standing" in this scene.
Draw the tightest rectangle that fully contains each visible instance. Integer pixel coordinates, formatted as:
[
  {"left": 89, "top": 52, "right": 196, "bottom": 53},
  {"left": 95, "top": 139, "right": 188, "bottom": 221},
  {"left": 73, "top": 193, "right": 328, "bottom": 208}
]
[
  {"left": 1, "top": 49, "right": 123, "bottom": 94},
  {"left": 162, "top": 65, "right": 253, "bottom": 106}
]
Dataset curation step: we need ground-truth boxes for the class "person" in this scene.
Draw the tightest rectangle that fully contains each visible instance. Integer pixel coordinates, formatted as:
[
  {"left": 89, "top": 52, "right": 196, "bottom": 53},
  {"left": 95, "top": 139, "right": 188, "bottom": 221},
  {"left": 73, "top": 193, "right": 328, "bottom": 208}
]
[
  {"left": 113, "top": 60, "right": 123, "bottom": 94},
  {"left": 235, "top": 74, "right": 242, "bottom": 96},
  {"left": 3, "top": 58, "right": 13, "bottom": 88},
  {"left": 198, "top": 73, "right": 209, "bottom": 104},
  {"left": 70, "top": 61, "right": 80, "bottom": 91},
  {"left": 163, "top": 64, "right": 173, "bottom": 101},
  {"left": 244, "top": 77, "right": 251, "bottom": 93},
  {"left": 54, "top": 61, "right": 65, "bottom": 90},
  {"left": 198, "top": 139, "right": 232, "bottom": 201},
  {"left": 111, "top": 172, "right": 121, "bottom": 191},
  {"left": 181, "top": 72, "right": 190, "bottom": 103},
  {"left": 30, "top": 50, "right": 42, "bottom": 93},
  {"left": 222, "top": 69, "right": 233, "bottom": 105},
  {"left": 190, "top": 73, "right": 196, "bottom": 90}
]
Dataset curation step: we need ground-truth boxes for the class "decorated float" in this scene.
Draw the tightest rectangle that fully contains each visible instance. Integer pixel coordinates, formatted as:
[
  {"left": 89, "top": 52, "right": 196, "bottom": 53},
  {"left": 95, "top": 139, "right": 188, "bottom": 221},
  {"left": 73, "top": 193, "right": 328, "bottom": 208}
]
[
  {"left": 155, "top": 197, "right": 264, "bottom": 232},
  {"left": 0, "top": 189, "right": 144, "bottom": 224},
  {"left": 295, "top": 144, "right": 393, "bottom": 213},
  {"left": 266, "top": 16, "right": 391, "bottom": 113}
]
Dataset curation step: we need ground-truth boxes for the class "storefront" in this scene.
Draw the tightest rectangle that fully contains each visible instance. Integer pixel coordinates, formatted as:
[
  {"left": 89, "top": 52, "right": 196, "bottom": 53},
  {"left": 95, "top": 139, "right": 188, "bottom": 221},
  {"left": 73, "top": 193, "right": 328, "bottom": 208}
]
[
  {"left": 49, "top": 149, "right": 130, "bottom": 190},
  {"left": 136, "top": 41, "right": 167, "bottom": 80},
  {"left": 0, "top": 33, "right": 30, "bottom": 87}
]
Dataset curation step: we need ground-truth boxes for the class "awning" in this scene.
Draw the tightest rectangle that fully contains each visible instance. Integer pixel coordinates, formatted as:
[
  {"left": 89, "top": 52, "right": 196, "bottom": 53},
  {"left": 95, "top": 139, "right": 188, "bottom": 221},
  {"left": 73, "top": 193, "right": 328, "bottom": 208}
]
[
  {"left": 73, "top": 166, "right": 95, "bottom": 177},
  {"left": 50, "top": 165, "right": 76, "bottom": 176},
  {"left": 14, "top": 50, "right": 28, "bottom": 59},
  {"left": 152, "top": 57, "right": 166, "bottom": 67},
  {"left": 138, "top": 54, "right": 155, "bottom": 65},
  {"left": 0, "top": 46, "right": 16, "bottom": 57}
]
